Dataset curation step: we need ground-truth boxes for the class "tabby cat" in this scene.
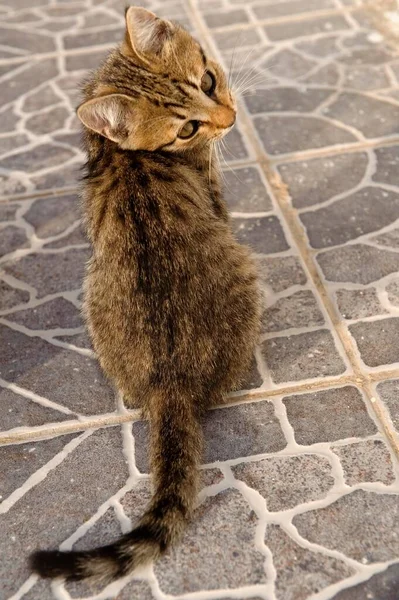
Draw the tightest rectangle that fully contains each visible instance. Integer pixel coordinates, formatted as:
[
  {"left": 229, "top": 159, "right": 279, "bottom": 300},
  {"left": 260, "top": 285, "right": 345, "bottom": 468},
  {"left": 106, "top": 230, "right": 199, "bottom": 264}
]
[{"left": 31, "top": 6, "right": 260, "bottom": 584}]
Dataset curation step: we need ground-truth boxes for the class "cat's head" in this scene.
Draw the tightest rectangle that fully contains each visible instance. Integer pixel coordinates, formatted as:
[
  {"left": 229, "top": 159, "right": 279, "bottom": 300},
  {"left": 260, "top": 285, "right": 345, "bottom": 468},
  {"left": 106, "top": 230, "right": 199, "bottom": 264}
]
[{"left": 77, "top": 7, "right": 236, "bottom": 152}]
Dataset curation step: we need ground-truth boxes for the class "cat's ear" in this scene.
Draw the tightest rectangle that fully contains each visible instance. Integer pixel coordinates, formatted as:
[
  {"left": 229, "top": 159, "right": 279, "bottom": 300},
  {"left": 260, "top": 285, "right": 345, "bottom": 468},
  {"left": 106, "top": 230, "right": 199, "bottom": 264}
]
[
  {"left": 123, "top": 6, "right": 174, "bottom": 63},
  {"left": 77, "top": 94, "right": 135, "bottom": 143}
]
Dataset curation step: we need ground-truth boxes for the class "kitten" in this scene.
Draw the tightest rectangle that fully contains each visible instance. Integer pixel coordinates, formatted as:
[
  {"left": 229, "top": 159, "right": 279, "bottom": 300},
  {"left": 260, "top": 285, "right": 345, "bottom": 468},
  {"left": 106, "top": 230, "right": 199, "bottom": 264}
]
[{"left": 30, "top": 6, "right": 260, "bottom": 585}]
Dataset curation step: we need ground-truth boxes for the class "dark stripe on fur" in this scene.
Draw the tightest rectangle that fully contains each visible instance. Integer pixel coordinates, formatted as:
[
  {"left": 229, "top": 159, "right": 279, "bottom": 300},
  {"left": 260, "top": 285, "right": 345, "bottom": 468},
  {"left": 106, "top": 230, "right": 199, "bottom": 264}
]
[{"left": 182, "top": 79, "right": 199, "bottom": 90}]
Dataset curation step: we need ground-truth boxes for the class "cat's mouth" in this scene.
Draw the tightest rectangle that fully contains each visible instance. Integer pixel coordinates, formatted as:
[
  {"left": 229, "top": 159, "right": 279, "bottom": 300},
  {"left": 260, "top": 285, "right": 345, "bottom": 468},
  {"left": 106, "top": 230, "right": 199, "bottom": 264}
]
[
  {"left": 213, "top": 113, "right": 236, "bottom": 140},
  {"left": 214, "top": 122, "right": 235, "bottom": 140}
]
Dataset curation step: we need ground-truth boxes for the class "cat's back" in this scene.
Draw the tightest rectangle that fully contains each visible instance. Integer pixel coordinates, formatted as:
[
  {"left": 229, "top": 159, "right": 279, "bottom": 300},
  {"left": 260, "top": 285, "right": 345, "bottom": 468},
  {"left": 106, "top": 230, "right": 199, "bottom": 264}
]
[{"left": 84, "top": 146, "right": 233, "bottom": 261}]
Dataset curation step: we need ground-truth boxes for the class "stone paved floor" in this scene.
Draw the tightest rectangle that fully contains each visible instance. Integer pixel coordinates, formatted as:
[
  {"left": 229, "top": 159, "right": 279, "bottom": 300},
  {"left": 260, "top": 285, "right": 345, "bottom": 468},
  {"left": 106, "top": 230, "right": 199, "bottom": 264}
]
[{"left": 1, "top": 0, "right": 399, "bottom": 598}]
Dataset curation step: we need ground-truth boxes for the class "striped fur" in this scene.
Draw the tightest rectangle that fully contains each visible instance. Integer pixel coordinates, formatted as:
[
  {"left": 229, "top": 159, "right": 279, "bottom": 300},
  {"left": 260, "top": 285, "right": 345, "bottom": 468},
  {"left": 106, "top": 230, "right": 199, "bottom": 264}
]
[{"left": 30, "top": 6, "right": 260, "bottom": 586}]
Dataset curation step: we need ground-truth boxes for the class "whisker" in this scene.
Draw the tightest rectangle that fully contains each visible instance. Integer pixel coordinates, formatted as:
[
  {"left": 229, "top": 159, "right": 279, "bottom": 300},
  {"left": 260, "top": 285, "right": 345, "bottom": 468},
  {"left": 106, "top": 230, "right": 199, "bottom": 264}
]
[
  {"left": 233, "top": 68, "right": 276, "bottom": 98},
  {"left": 219, "top": 138, "right": 240, "bottom": 166},
  {"left": 233, "top": 69, "right": 271, "bottom": 95},
  {"left": 218, "top": 140, "right": 236, "bottom": 171},
  {"left": 231, "top": 46, "right": 258, "bottom": 92},
  {"left": 209, "top": 140, "right": 214, "bottom": 184},
  {"left": 231, "top": 54, "right": 254, "bottom": 91},
  {"left": 215, "top": 143, "right": 234, "bottom": 196},
  {"left": 227, "top": 30, "right": 245, "bottom": 89},
  {"left": 232, "top": 57, "right": 277, "bottom": 95},
  {"left": 218, "top": 140, "right": 253, "bottom": 196}
]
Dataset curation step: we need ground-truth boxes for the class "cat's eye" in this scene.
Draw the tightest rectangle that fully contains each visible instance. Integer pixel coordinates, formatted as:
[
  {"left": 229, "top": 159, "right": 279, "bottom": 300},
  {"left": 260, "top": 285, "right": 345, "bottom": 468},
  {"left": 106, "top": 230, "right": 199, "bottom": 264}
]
[
  {"left": 178, "top": 120, "right": 200, "bottom": 139},
  {"left": 201, "top": 71, "right": 216, "bottom": 96}
]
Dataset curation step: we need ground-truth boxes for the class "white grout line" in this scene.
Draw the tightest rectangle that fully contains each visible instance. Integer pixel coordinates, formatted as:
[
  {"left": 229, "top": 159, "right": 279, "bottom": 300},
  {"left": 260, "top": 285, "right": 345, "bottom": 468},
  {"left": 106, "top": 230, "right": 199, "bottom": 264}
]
[
  {"left": 0, "top": 377, "right": 76, "bottom": 417},
  {"left": 0, "top": 430, "right": 92, "bottom": 514},
  {"left": 1, "top": 1, "right": 399, "bottom": 599}
]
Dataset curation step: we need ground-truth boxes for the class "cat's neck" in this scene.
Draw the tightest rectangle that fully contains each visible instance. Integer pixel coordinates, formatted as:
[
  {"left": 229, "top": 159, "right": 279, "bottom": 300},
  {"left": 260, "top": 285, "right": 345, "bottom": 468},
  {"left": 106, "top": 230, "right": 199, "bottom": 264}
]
[
  {"left": 84, "top": 132, "right": 219, "bottom": 178},
  {"left": 183, "top": 145, "right": 221, "bottom": 176}
]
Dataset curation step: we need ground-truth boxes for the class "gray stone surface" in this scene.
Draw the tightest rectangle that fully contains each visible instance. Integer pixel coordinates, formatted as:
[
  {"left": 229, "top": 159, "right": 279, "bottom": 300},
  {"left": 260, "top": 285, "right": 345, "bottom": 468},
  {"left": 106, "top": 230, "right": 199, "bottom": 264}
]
[
  {"left": 111, "top": 580, "right": 154, "bottom": 600},
  {"left": 233, "top": 455, "right": 334, "bottom": 511},
  {"left": 154, "top": 489, "right": 267, "bottom": 594},
  {"left": 0, "top": 134, "right": 30, "bottom": 155},
  {"left": 0, "top": 226, "right": 28, "bottom": 257},
  {"left": 233, "top": 215, "right": 289, "bottom": 254},
  {"left": 318, "top": 245, "right": 399, "bottom": 284},
  {"left": 1, "top": 1, "right": 399, "bottom": 598},
  {"left": 264, "top": 15, "right": 350, "bottom": 42},
  {"left": 44, "top": 223, "right": 86, "bottom": 249},
  {"left": 349, "top": 318, "right": 399, "bottom": 367},
  {"left": 283, "top": 387, "right": 377, "bottom": 444},
  {"left": 387, "top": 279, "right": 399, "bottom": 306},
  {"left": 0, "top": 106, "right": 19, "bottom": 134},
  {"left": 224, "top": 166, "right": 273, "bottom": 213},
  {"left": 201, "top": 467, "right": 224, "bottom": 488},
  {"left": 332, "top": 440, "right": 395, "bottom": 485},
  {"left": 1, "top": 60, "right": 58, "bottom": 109},
  {"left": 374, "top": 145, "right": 399, "bottom": 186},
  {"left": 212, "top": 27, "right": 262, "bottom": 51},
  {"left": 254, "top": 0, "right": 335, "bottom": 19},
  {"left": 263, "top": 329, "right": 346, "bottom": 383},
  {"left": 222, "top": 125, "right": 249, "bottom": 160},
  {"left": 0, "top": 387, "right": 72, "bottom": 432},
  {"left": 24, "top": 195, "right": 81, "bottom": 239},
  {"left": 23, "top": 85, "right": 60, "bottom": 113},
  {"left": 0, "top": 203, "right": 19, "bottom": 221},
  {"left": 245, "top": 87, "right": 331, "bottom": 114},
  {"left": 25, "top": 107, "right": 69, "bottom": 136},
  {"left": 204, "top": 9, "right": 249, "bottom": 28},
  {"left": 2, "top": 143, "right": 75, "bottom": 174},
  {"left": 121, "top": 481, "right": 268, "bottom": 595},
  {"left": 21, "top": 580, "right": 56, "bottom": 600},
  {"left": 132, "top": 400, "right": 286, "bottom": 472},
  {"left": 66, "top": 507, "right": 123, "bottom": 597},
  {"left": 0, "top": 26, "right": 56, "bottom": 54},
  {"left": 372, "top": 227, "right": 399, "bottom": 249},
  {"left": 304, "top": 63, "right": 340, "bottom": 86},
  {"left": 261, "top": 290, "right": 324, "bottom": 333},
  {"left": 8, "top": 298, "right": 82, "bottom": 330},
  {"left": 0, "top": 427, "right": 128, "bottom": 598},
  {"left": 262, "top": 48, "right": 317, "bottom": 80},
  {"left": 4, "top": 248, "right": 89, "bottom": 297},
  {"left": 266, "top": 524, "right": 354, "bottom": 600},
  {"left": 0, "top": 324, "right": 115, "bottom": 414},
  {"left": 377, "top": 379, "right": 399, "bottom": 433},
  {"left": 0, "top": 279, "right": 30, "bottom": 310},
  {"left": 323, "top": 93, "right": 399, "bottom": 138},
  {"left": 300, "top": 187, "right": 399, "bottom": 249},
  {"left": 255, "top": 115, "right": 356, "bottom": 155},
  {"left": 294, "top": 490, "right": 399, "bottom": 563},
  {"left": 54, "top": 330, "right": 92, "bottom": 350},
  {"left": 256, "top": 255, "right": 307, "bottom": 292},
  {"left": 64, "top": 28, "right": 123, "bottom": 50},
  {"left": 330, "top": 564, "right": 399, "bottom": 600},
  {"left": 240, "top": 354, "right": 263, "bottom": 390},
  {"left": 32, "top": 162, "right": 82, "bottom": 193},
  {"left": 203, "top": 401, "right": 287, "bottom": 462},
  {"left": 0, "top": 434, "right": 77, "bottom": 503},
  {"left": 335, "top": 288, "right": 387, "bottom": 320}
]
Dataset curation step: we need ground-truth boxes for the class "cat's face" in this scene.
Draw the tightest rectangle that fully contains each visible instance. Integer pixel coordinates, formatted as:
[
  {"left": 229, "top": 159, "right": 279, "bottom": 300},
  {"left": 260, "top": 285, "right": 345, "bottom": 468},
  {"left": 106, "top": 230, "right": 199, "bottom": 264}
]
[{"left": 77, "top": 7, "right": 236, "bottom": 152}]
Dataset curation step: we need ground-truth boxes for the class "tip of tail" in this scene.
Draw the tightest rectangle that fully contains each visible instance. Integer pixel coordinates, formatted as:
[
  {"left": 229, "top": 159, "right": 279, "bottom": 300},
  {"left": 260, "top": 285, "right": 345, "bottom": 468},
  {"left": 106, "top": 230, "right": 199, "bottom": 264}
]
[
  {"left": 30, "top": 519, "right": 171, "bottom": 583},
  {"left": 30, "top": 550, "right": 82, "bottom": 580}
]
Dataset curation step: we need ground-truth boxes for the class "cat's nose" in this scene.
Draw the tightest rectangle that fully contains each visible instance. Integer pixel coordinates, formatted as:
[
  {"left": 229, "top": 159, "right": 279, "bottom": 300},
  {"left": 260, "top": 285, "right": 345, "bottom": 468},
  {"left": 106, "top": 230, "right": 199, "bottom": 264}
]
[
  {"left": 228, "top": 114, "right": 236, "bottom": 128},
  {"left": 213, "top": 106, "right": 236, "bottom": 130}
]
